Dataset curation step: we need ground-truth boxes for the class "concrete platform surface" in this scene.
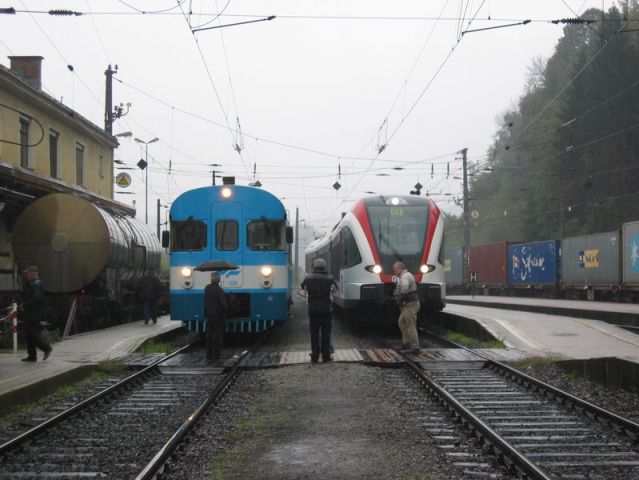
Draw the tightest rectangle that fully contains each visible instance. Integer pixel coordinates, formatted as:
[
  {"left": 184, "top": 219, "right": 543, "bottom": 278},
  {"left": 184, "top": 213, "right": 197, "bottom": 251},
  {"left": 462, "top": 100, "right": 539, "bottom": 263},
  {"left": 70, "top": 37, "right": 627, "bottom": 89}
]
[
  {"left": 444, "top": 303, "right": 639, "bottom": 363},
  {"left": 0, "top": 315, "right": 181, "bottom": 412},
  {"left": 448, "top": 295, "right": 639, "bottom": 314}
]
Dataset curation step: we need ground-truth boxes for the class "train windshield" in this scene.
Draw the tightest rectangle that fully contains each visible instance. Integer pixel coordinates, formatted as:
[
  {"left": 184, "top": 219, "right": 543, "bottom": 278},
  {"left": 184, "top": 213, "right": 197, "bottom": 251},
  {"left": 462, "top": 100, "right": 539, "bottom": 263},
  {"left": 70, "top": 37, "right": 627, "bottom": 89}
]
[
  {"left": 171, "top": 219, "right": 207, "bottom": 251},
  {"left": 248, "top": 220, "right": 287, "bottom": 251},
  {"left": 367, "top": 205, "right": 428, "bottom": 274}
]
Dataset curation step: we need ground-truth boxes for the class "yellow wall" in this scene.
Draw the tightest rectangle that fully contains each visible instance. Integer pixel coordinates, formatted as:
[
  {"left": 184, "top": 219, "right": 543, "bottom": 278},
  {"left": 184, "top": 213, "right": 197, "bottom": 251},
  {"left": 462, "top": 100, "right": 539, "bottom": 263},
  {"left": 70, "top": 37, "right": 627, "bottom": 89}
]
[{"left": 0, "top": 73, "right": 114, "bottom": 198}]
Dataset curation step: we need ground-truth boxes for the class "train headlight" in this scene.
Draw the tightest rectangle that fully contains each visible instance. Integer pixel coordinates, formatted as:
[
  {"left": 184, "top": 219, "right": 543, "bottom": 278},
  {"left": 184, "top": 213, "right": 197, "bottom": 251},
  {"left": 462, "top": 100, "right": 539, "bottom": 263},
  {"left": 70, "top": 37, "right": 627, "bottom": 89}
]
[
  {"left": 181, "top": 267, "right": 193, "bottom": 277},
  {"left": 420, "top": 264, "right": 435, "bottom": 274},
  {"left": 365, "top": 264, "right": 383, "bottom": 274},
  {"left": 260, "top": 265, "right": 273, "bottom": 289},
  {"left": 220, "top": 187, "right": 233, "bottom": 199}
]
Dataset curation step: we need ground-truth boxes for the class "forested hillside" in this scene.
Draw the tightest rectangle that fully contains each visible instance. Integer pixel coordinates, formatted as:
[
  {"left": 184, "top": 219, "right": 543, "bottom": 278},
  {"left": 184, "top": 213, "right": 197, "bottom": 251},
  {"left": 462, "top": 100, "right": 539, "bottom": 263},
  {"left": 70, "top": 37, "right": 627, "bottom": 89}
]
[{"left": 447, "top": 2, "right": 639, "bottom": 246}]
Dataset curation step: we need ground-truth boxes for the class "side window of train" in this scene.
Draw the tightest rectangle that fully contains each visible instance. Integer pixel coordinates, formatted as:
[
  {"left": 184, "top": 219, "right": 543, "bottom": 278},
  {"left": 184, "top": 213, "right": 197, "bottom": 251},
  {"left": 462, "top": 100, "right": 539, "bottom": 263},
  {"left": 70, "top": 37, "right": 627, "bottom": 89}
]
[
  {"left": 342, "top": 227, "right": 362, "bottom": 268},
  {"left": 248, "top": 220, "right": 286, "bottom": 251},
  {"left": 171, "top": 220, "right": 207, "bottom": 251},
  {"left": 216, "top": 220, "right": 238, "bottom": 251},
  {"left": 438, "top": 231, "right": 445, "bottom": 265}
]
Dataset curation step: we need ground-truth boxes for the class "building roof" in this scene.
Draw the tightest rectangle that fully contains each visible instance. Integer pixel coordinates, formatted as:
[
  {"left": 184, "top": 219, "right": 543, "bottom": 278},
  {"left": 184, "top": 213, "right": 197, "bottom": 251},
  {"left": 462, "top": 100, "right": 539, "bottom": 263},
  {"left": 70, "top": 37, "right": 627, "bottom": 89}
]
[{"left": 0, "top": 62, "right": 117, "bottom": 149}]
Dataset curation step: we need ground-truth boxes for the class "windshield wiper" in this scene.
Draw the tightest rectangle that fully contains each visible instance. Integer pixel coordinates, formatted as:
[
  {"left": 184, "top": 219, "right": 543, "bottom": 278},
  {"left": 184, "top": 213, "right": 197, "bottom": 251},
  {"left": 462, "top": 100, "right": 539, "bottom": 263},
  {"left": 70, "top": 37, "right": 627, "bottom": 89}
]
[{"left": 378, "top": 221, "right": 403, "bottom": 262}]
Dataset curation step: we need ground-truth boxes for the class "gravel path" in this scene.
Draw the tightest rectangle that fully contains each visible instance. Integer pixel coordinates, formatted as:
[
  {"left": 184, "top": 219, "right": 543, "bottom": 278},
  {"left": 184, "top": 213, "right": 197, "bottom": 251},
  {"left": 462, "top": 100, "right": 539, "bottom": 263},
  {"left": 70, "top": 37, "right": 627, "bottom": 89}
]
[{"left": 166, "top": 364, "right": 465, "bottom": 480}]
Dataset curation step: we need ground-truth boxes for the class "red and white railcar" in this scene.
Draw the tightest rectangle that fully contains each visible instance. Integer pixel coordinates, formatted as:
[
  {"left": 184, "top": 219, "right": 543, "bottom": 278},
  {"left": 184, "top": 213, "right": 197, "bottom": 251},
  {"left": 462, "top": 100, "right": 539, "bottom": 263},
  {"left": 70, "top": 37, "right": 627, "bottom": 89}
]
[{"left": 305, "top": 195, "right": 445, "bottom": 320}]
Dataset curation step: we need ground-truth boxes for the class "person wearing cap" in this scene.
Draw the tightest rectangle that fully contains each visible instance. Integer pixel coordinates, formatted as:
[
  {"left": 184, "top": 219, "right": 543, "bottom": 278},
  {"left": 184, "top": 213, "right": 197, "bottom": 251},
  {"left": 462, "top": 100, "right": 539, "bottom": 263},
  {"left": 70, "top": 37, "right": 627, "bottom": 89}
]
[
  {"left": 204, "top": 272, "right": 227, "bottom": 361},
  {"left": 20, "top": 266, "right": 52, "bottom": 362},
  {"left": 393, "top": 261, "right": 420, "bottom": 355},
  {"left": 300, "top": 258, "right": 336, "bottom": 363}
]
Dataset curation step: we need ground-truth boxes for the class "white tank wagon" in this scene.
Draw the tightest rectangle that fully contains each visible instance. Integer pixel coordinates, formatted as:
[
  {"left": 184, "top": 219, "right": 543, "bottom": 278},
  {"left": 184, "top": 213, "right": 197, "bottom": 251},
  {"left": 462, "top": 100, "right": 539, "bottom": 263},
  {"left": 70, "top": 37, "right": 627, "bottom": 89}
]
[{"left": 12, "top": 193, "right": 162, "bottom": 331}]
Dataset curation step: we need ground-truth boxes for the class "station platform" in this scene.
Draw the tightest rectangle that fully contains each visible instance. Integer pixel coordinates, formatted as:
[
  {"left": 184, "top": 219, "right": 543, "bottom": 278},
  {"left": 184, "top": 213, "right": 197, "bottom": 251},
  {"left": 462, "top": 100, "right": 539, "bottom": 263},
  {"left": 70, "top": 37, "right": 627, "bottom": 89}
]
[
  {"left": 0, "top": 315, "right": 181, "bottom": 415},
  {"left": 443, "top": 301, "right": 639, "bottom": 363},
  {"left": 447, "top": 295, "right": 639, "bottom": 327}
]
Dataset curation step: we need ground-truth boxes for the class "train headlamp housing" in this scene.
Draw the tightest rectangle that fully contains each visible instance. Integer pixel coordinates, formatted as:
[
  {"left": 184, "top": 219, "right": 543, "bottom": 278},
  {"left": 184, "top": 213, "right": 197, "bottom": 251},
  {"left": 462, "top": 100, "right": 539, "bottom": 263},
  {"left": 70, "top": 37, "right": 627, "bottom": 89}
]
[
  {"left": 260, "top": 265, "right": 273, "bottom": 289},
  {"left": 365, "top": 264, "right": 383, "bottom": 274},
  {"left": 384, "top": 197, "right": 408, "bottom": 206},
  {"left": 420, "top": 264, "right": 435, "bottom": 274},
  {"left": 181, "top": 267, "right": 193, "bottom": 277},
  {"left": 220, "top": 187, "right": 233, "bottom": 199}
]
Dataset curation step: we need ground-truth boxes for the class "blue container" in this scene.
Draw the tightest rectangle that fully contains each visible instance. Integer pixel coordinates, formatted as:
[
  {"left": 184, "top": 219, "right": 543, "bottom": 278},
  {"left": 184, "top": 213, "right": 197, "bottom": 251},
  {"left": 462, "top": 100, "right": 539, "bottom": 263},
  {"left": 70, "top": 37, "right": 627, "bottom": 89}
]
[{"left": 508, "top": 240, "right": 560, "bottom": 286}]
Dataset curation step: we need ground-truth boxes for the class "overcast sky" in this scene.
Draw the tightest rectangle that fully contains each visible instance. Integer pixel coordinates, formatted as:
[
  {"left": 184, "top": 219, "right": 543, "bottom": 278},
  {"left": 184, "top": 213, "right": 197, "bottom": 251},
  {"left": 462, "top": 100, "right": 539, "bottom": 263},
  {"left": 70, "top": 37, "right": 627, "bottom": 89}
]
[{"left": 1, "top": 1, "right": 610, "bottom": 233}]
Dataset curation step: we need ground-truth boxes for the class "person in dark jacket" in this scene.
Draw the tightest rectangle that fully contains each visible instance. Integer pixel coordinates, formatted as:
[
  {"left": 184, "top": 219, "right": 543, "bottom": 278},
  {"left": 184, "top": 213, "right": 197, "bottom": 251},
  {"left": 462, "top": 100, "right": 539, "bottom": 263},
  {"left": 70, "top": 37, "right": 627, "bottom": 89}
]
[
  {"left": 300, "top": 258, "right": 336, "bottom": 363},
  {"left": 20, "top": 266, "right": 52, "bottom": 362},
  {"left": 141, "top": 269, "right": 162, "bottom": 325},
  {"left": 204, "top": 272, "right": 227, "bottom": 361}
]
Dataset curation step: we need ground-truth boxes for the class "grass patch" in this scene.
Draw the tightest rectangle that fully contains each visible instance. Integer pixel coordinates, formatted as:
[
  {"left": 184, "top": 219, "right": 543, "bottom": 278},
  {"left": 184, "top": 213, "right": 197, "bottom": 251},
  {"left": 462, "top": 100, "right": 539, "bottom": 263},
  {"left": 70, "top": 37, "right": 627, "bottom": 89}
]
[
  {"left": 209, "top": 408, "right": 284, "bottom": 479},
  {"left": 135, "top": 330, "right": 199, "bottom": 354},
  {"left": 136, "top": 340, "right": 173, "bottom": 354},
  {"left": 442, "top": 330, "right": 505, "bottom": 349},
  {"left": 0, "top": 360, "right": 127, "bottom": 423},
  {"left": 508, "top": 356, "right": 562, "bottom": 369}
]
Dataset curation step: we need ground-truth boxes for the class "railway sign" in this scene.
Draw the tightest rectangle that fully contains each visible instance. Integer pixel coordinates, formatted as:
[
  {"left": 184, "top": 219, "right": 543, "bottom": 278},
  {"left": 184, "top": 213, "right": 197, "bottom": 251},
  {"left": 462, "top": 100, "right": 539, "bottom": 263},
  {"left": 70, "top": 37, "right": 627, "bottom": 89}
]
[
  {"left": 115, "top": 172, "right": 132, "bottom": 188},
  {"left": 470, "top": 271, "right": 477, "bottom": 283}
]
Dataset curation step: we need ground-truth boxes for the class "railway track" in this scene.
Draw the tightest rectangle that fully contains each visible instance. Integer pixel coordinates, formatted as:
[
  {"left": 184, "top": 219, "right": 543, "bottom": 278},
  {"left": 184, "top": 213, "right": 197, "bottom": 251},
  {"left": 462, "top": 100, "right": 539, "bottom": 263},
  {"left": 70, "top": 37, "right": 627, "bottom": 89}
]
[
  {"left": 400, "top": 330, "right": 639, "bottom": 479},
  {"left": 0, "top": 344, "right": 250, "bottom": 479}
]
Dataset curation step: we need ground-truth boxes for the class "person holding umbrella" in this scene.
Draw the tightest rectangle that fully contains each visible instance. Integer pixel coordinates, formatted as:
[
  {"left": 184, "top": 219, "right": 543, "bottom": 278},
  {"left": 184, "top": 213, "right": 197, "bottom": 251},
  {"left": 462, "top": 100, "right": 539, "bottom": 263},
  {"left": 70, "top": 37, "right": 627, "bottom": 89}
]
[{"left": 204, "top": 272, "right": 227, "bottom": 361}]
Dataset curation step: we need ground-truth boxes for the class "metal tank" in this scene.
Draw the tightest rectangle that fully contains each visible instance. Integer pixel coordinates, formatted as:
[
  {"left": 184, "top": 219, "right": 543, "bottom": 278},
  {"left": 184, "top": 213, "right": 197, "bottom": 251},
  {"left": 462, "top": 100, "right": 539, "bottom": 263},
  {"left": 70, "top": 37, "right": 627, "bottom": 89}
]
[{"left": 12, "top": 193, "right": 160, "bottom": 295}]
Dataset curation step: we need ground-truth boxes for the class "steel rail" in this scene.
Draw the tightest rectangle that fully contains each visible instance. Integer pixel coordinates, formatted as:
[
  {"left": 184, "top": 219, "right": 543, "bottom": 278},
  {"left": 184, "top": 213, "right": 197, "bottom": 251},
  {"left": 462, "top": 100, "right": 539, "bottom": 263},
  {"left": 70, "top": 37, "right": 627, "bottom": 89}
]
[
  {"left": 398, "top": 350, "right": 553, "bottom": 480},
  {"left": 135, "top": 331, "right": 272, "bottom": 480},
  {"left": 0, "top": 342, "right": 194, "bottom": 456},
  {"left": 368, "top": 330, "right": 551, "bottom": 479},
  {"left": 426, "top": 328, "right": 639, "bottom": 441}
]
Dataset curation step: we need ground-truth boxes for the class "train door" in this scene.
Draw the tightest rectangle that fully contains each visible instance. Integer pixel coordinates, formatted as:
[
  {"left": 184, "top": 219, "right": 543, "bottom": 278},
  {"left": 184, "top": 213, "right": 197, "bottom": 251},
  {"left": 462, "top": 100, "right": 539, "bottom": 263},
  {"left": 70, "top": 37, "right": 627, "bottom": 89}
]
[{"left": 213, "top": 202, "right": 244, "bottom": 289}]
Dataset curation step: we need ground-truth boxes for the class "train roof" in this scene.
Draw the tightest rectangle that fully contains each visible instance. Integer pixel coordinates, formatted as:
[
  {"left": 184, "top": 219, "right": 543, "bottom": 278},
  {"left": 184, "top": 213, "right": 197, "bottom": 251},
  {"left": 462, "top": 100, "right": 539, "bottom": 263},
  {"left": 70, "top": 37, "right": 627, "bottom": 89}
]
[
  {"left": 171, "top": 185, "right": 286, "bottom": 220},
  {"left": 357, "top": 195, "right": 431, "bottom": 207}
]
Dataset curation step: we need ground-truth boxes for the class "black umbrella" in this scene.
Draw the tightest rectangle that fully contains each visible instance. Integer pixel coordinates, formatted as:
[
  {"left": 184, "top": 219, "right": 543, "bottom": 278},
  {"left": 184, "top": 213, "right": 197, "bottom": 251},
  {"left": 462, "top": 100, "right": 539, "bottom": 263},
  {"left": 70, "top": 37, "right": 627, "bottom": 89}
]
[{"left": 194, "top": 260, "right": 239, "bottom": 272}]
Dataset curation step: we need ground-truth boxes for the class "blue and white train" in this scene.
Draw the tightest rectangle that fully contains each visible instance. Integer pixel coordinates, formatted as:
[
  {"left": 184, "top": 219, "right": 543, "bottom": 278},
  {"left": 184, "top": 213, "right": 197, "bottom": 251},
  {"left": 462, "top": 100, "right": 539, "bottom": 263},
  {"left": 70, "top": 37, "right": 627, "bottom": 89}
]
[{"left": 165, "top": 181, "right": 293, "bottom": 333}]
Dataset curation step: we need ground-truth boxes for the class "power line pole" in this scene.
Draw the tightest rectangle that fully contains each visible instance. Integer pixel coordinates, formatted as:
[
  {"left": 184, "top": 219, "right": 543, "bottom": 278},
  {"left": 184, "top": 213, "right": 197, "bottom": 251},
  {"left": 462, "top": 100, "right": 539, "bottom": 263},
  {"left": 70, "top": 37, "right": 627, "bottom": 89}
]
[
  {"left": 460, "top": 147, "right": 470, "bottom": 287},
  {"left": 294, "top": 206, "right": 299, "bottom": 285},
  {"left": 104, "top": 65, "right": 115, "bottom": 135}
]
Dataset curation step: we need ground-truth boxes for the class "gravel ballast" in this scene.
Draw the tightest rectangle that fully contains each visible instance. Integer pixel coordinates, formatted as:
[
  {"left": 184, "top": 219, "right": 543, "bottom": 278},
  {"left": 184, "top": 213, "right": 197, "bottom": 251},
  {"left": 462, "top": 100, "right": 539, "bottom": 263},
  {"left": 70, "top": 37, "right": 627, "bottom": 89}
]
[{"left": 165, "top": 364, "right": 466, "bottom": 480}]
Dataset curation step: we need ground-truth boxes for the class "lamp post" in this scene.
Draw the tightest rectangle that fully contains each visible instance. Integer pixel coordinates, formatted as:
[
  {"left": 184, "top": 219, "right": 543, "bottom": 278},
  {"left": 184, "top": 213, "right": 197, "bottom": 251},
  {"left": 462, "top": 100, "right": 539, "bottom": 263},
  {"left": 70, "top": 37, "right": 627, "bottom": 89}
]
[{"left": 134, "top": 136, "right": 159, "bottom": 224}]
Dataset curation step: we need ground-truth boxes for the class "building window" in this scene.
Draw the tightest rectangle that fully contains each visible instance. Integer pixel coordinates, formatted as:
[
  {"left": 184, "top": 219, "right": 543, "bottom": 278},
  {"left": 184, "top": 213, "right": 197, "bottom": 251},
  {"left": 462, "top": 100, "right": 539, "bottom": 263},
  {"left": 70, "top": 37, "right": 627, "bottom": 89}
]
[
  {"left": 216, "top": 221, "right": 238, "bottom": 251},
  {"left": 49, "top": 130, "right": 59, "bottom": 178},
  {"left": 75, "top": 142, "right": 85, "bottom": 185},
  {"left": 19, "top": 116, "right": 31, "bottom": 168}
]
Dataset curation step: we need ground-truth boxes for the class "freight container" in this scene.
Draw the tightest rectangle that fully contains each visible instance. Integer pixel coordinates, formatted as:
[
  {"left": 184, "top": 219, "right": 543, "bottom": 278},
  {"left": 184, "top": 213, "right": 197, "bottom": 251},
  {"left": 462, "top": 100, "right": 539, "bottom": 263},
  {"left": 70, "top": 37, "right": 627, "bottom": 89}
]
[
  {"left": 444, "top": 246, "right": 463, "bottom": 286},
  {"left": 562, "top": 231, "right": 620, "bottom": 289},
  {"left": 468, "top": 242, "right": 508, "bottom": 287},
  {"left": 622, "top": 221, "right": 639, "bottom": 288},
  {"left": 508, "top": 240, "right": 560, "bottom": 287}
]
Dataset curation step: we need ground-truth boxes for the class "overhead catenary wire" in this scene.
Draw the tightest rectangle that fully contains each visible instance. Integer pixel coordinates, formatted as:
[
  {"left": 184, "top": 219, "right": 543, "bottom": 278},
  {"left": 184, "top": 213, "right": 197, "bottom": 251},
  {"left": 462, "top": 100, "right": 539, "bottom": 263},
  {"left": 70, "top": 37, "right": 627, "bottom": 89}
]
[
  {"left": 175, "top": 0, "right": 250, "bottom": 179},
  {"left": 334, "top": 0, "right": 487, "bottom": 222}
]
